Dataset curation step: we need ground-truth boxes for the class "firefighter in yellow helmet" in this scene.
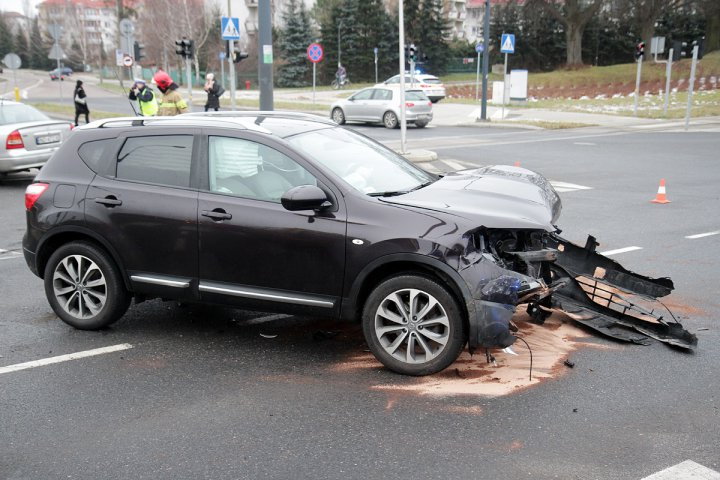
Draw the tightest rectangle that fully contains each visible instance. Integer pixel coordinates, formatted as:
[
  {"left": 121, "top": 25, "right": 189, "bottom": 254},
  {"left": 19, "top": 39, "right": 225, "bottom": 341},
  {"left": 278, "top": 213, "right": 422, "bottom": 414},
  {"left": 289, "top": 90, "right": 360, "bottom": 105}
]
[{"left": 152, "top": 70, "right": 188, "bottom": 116}]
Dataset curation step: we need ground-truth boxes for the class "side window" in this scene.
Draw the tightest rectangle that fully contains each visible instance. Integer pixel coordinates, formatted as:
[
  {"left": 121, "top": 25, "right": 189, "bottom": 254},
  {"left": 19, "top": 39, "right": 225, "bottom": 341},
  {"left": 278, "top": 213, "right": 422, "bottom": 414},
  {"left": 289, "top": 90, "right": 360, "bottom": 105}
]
[
  {"left": 350, "top": 89, "right": 374, "bottom": 101},
  {"left": 209, "top": 136, "right": 317, "bottom": 203},
  {"left": 116, "top": 135, "right": 193, "bottom": 188},
  {"left": 373, "top": 89, "right": 392, "bottom": 101},
  {"left": 387, "top": 77, "right": 399, "bottom": 84},
  {"left": 78, "top": 138, "right": 114, "bottom": 173}
]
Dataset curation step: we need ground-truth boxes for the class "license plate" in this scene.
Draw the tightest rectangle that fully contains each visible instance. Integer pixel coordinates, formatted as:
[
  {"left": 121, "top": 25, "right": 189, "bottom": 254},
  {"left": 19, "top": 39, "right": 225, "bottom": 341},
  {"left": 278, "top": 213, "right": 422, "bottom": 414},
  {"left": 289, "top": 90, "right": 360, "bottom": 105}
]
[
  {"left": 36, "top": 134, "right": 61, "bottom": 145},
  {"left": 417, "top": 115, "right": 429, "bottom": 120}
]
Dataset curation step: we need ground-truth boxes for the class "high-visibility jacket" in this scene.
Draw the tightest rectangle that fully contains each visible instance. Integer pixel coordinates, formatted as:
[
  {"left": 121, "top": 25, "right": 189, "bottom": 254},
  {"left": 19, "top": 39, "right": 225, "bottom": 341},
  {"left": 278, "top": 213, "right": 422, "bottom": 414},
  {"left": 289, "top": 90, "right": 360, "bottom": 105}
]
[
  {"left": 158, "top": 88, "right": 188, "bottom": 116},
  {"left": 139, "top": 90, "right": 158, "bottom": 116}
]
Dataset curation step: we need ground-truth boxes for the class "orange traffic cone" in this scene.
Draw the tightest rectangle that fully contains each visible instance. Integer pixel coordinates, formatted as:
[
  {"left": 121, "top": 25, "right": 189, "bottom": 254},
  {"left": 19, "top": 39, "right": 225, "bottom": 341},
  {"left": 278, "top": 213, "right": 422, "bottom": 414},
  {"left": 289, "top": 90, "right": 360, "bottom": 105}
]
[
  {"left": 514, "top": 161, "right": 521, "bottom": 167},
  {"left": 651, "top": 179, "right": 671, "bottom": 204}
]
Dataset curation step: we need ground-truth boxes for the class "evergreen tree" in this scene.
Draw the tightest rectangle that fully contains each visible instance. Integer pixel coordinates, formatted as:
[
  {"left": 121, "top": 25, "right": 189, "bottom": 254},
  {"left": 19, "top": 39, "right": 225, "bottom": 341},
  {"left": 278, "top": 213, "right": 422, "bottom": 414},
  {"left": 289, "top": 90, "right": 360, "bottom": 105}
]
[
  {"left": 0, "top": 15, "right": 14, "bottom": 58},
  {"left": 30, "top": 17, "right": 49, "bottom": 69},
  {"left": 418, "top": 0, "right": 450, "bottom": 74},
  {"left": 277, "top": 0, "right": 315, "bottom": 87},
  {"left": 14, "top": 31, "right": 29, "bottom": 69}
]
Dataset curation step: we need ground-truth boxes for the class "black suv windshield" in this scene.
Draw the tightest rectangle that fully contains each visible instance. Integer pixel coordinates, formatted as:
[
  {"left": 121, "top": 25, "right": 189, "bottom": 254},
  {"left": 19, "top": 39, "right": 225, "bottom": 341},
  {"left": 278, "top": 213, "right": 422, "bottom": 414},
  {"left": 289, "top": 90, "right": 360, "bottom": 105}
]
[{"left": 287, "top": 127, "right": 435, "bottom": 195}]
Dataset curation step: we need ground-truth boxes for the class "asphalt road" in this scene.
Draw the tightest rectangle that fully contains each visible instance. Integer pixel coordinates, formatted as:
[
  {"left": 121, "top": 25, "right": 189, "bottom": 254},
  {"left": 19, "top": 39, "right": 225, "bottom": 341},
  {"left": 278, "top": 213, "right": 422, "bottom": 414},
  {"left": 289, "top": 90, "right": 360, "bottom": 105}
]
[{"left": 2, "top": 79, "right": 719, "bottom": 479}]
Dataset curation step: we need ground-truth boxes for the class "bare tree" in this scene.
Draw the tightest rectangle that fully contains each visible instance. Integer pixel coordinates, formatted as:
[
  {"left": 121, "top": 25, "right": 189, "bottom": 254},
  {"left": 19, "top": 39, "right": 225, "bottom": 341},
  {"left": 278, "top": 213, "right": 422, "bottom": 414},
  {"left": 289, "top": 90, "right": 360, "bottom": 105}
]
[
  {"left": 138, "top": 0, "right": 217, "bottom": 83},
  {"left": 529, "top": 0, "right": 605, "bottom": 66}
]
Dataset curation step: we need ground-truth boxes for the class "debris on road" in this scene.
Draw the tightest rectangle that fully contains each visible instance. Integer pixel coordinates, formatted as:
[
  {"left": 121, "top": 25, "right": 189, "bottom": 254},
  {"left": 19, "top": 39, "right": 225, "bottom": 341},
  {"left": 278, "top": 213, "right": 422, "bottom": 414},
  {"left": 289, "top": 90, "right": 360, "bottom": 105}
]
[
  {"left": 259, "top": 333, "right": 278, "bottom": 339},
  {"left": 564, "top": 359, "right": 575, "bottom": 368}
]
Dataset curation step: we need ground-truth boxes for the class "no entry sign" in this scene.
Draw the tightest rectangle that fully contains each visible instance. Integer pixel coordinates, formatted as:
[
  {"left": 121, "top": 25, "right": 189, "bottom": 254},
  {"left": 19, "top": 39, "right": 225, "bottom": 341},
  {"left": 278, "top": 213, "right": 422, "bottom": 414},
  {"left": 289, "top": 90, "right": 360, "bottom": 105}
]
[{"left": 307, "top": 43, "right": 324, "bottom": 63}]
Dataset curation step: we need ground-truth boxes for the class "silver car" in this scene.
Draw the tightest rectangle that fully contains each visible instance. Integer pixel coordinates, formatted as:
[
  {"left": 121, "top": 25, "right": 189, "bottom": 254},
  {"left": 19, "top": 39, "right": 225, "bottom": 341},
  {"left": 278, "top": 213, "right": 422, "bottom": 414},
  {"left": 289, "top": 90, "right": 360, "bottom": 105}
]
[
  {"left": 0, "top": 101, "right": 73, "bottom": 175},
  {"left": 330, "top": 87, "right": 433, "bottom": 129}
]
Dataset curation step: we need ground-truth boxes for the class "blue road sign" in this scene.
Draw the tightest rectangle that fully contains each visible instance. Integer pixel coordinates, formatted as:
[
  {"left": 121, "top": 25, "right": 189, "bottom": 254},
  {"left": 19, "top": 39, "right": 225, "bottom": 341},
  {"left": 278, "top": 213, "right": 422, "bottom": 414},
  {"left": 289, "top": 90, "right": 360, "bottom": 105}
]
[
  {"left": 221, "top": 17, "right": 241, "bottom": 41},
  {"left": 475, "top": 43, "right": 484, "bottom": 53},
  {"left": 373, "top": 47, "right": 378, "bottom": 55},
  {"left": 219, "top": 51, "right": 226, "bottom": 60},
  {"left": 307, "top": 43, "right": 324, "bottom": 63},
  {"left": 500, "top": 33, "right": 515, "bottom": 54}
]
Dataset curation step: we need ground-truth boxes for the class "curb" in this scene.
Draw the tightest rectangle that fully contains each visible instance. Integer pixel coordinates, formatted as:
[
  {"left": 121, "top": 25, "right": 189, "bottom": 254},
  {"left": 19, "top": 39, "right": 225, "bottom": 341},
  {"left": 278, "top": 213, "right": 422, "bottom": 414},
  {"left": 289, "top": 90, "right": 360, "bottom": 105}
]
[{"left": 399, "top": 149, "right": 438, "bottom": 162}]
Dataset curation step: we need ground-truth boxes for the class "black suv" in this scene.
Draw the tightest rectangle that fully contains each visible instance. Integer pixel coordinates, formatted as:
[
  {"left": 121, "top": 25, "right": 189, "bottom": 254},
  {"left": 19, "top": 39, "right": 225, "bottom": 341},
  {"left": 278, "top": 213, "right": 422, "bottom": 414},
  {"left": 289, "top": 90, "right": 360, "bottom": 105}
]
[{"left": 23, "top": 112, "right": 695, "bottom": 376}]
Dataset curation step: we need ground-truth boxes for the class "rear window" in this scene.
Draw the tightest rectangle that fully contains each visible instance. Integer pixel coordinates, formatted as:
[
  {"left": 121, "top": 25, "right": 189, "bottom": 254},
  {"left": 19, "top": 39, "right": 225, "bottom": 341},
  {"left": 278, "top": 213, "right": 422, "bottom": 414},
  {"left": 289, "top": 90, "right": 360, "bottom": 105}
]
[
  {"left": 116, "top": 135, "right": 193, "bottom": 188},
  {"left": 78, "top": 138, "right": 114, "bottom": 172},
  {"left": 0, "top": 104, "right": 50, "bottom": 125},
  {"left": 406, "top": 91, "right": 429, "bottom": 101}
]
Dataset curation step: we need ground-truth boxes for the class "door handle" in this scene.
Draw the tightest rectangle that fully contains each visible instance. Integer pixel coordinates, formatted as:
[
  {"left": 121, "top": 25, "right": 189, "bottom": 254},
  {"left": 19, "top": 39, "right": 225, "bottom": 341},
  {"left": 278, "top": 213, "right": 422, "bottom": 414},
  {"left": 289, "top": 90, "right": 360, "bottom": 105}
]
[
  {"left": 95, "top": 196, "right": 122, "bottom": 207},
  {"left": 201, "top": 208, "right": 232, "bottom": 221}
]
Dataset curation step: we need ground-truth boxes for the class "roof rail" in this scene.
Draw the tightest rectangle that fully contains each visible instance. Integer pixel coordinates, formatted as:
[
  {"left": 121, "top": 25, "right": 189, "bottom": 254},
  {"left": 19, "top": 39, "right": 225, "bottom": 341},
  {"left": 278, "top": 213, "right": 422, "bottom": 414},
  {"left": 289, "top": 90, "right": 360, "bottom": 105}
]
[
  {"left": 92, "top": 116, "right": 250, "bottom": 130},
  {"left": 184, "top": 110, "right": 336, "bottom": 126}
]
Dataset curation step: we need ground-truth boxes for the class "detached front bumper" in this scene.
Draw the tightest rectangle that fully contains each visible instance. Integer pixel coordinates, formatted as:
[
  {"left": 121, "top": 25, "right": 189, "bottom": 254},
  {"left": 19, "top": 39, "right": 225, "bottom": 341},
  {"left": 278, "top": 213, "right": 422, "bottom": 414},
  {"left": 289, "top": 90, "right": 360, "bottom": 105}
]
[{"left": 460, "top": 233, "right": 697, "bottom": 352}]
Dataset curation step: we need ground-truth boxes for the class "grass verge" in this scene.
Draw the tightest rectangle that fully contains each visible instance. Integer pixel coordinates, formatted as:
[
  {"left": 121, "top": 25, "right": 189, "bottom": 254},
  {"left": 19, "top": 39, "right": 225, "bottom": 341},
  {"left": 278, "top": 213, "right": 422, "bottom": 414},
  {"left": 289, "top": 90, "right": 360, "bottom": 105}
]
[{"left": 31, "top": 102, "right": 128, "bottom": 120}]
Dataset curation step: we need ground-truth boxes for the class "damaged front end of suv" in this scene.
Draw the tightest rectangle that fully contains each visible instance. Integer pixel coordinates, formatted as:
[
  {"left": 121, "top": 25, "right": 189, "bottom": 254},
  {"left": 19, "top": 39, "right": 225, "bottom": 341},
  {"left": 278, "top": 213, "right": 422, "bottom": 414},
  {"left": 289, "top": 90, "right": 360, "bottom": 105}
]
[{"left": 439, "top": 167, "right": 697, "bottom": 353}]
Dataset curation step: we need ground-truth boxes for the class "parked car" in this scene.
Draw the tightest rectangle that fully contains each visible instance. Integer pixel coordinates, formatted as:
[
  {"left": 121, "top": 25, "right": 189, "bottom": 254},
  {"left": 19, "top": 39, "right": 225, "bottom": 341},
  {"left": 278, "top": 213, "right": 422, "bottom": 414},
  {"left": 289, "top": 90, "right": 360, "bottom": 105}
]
[
  {"left": 0, "top": 101, "right": 73, "bottom": 175},
  {"left": 22, "top": 112, "right": 695, "bottom": 376},
  {"left": 331, "top": 87, "right": 433, "bottom": 129},
  {"left": 377, "top": 73, "right": 446, "bottom": 103}
]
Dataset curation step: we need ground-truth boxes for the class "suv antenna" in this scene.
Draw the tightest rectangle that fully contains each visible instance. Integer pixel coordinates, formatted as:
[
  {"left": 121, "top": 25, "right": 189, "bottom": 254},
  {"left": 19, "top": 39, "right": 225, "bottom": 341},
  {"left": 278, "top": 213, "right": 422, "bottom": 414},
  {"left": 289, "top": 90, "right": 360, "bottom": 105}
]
[{"left": 113, "top": 69, "right": 139, "bottom": 116}]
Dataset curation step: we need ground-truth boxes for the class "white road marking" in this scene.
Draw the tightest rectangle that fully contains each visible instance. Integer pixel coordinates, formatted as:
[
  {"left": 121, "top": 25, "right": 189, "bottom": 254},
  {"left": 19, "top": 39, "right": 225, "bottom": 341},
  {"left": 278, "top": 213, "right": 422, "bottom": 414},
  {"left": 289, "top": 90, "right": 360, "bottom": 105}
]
[
  {"left": 242, "top": 314, "right": 292, "bottom": 325},
  {"left": 0, "top": 343, "right": 133, "bottom": 375},
  {"left": 573, "top": 142, "right": 596, "bottom": 146},
  {"left": 0, "top": 254, "right": 22, "bottom": 261},
  {"left": 417, "top": 162, "right": 441, "bottom": 173},
  {"left": 0, "top": 248, "right": 6, "bottom": 253},
  {"left": 642, "top": 460, "right": 720, "bottom": 480},
  {"left": 442, "top": 159, "right": 468, "bottom": 171},
  {"left": 599, "top": 246, "right": 643, "bottom": 256},
  {"left": 685, "top": 230, "right": 720, "bottom": 239},
  {"left": 550, "top": 181, "right": 593, "bottom": 193}
]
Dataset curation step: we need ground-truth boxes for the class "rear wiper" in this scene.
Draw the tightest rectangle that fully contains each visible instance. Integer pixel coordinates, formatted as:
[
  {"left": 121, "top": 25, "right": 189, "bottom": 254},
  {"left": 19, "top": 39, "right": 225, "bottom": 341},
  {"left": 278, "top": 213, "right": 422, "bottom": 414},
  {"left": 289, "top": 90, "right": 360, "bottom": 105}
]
[{"left": 368, "top": 180, "right": 436, "bottom": 198}]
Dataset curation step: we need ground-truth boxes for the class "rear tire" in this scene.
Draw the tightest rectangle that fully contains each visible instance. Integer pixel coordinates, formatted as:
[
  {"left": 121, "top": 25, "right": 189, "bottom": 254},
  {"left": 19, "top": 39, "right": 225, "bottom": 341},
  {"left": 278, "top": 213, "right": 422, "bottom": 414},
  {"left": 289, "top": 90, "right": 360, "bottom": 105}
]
[
  {"left": 383, "top": 111, "right": 399, "bottom": 129},
  {"left": 362, "top": 274, "right": 467, "bottom": 376},
  {"left": 331, "top": 107, "right": 346, "bottom": 125},
  {"left": 331, "top": 80, "right": 339, "bottom": 90},
  {"left": 44, "top": 241, "right": 130, "bottom": 330},
  {"left": 415, "top": 121, "right": 428, "bottom": 128}
]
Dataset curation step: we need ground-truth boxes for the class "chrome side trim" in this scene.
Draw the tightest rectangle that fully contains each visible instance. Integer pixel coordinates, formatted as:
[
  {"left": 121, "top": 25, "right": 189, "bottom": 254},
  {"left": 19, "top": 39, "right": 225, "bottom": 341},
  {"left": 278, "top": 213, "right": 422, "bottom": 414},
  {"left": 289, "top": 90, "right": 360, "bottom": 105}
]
[
  {"left": 130, "top": 275, "right": 190, "bottom": 288},
  {"left": 198, "top": 282, "right": 334, "bottom": 308}
]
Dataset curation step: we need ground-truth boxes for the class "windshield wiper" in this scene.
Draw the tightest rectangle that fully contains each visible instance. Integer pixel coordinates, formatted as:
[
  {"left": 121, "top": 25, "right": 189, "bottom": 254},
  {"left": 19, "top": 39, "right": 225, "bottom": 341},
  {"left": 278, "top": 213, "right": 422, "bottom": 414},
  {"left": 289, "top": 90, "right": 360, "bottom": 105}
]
[{"left": 368, "top": 180, "right": 436, "bottom": 197}]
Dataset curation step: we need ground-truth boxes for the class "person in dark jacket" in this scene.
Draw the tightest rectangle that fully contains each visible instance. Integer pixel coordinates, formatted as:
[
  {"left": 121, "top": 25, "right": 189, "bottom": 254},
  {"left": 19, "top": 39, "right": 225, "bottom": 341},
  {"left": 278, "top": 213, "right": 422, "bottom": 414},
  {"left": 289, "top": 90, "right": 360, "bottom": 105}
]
[
  {"left": 73, "top": 80, "right": 90, "bottom": 125},
  {"left": 204, "top": 73, "right": 221, "bottom": 112}
]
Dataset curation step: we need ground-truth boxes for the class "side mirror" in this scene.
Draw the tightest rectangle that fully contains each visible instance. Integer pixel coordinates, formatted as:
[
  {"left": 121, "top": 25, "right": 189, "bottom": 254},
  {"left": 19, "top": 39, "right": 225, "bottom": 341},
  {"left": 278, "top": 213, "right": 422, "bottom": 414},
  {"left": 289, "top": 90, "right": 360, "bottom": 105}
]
[
  {"left": 281, "top": 185, "right": 331, "bottom": 212},
  {"left": 348, "top": 97, "right": 355, "bottom": 102}
]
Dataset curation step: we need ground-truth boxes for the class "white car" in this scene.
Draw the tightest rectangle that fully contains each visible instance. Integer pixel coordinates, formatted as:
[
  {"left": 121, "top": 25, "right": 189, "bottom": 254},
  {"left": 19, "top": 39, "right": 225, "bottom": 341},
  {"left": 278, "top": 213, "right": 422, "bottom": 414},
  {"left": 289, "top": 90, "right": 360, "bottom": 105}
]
[
  {"left": 377, "top": 73, "right": 446, "bottom": 103},
  {"left": 0, "top": 102, "right": 73, "bottom": 175},
  {"left": 330, "top": 87, "right": 433, "bottom": 129}
]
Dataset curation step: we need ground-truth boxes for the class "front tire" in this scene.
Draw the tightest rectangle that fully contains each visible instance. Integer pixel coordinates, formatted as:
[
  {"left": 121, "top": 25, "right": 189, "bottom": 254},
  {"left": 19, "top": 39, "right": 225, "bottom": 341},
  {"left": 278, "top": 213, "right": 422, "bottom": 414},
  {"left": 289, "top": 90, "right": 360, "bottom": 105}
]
[
  {"left": 362, "top": 275, "right": 467, "bottom": 376},
  {"left": 44, "top": 241, "right": 130, "bottom": 330},
  {"left": 331, "top": 80, "right": 339, "bottom": 90},
  {"left": 383, "top": 111, "right": 399, "bottom": 129},
  {"left": 331, "top": 107, "right": 346, "bottom": 125}
]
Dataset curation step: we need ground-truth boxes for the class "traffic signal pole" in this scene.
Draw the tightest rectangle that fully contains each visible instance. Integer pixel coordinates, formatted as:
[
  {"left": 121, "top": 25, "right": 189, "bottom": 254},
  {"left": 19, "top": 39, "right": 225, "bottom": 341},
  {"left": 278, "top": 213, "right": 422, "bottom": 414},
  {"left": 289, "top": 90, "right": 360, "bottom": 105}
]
[
  {"left": 398, "top": 0, "right": 407, "bottom": 154},
  {"left": 228, "top": 0, "right": 236, "bottom": 110},
  {"left": 258, "top": 0, "right": 274, "bottom": 111},
  {"left": 633, "top": 54, "right": 643, "bottom": 116},
  {"left": 480, "top": 0, "right": 490, "bottom": 120}
]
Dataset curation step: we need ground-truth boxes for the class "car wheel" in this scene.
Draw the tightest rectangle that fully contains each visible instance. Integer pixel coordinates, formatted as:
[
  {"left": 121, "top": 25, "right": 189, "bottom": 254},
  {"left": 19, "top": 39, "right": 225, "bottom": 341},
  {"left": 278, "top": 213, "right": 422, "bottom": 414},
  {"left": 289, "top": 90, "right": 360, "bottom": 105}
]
[
  {"left": 431, "top": 99, "right": 440, "bottom": 104},
  {"left": 383, "top": 111, "right": 399, "bottom": 129},
  {"left": 415, "top": 121, "right": 428, "bottom": 128},
  {"left": 362, "top": 274, "right": 467, "bottom": 376},
  {"left": 331, "top": 107, "right": 346, "bottom": 125},
  {"left": 44, "top": 241, "right": 130, "bottom": 330}
]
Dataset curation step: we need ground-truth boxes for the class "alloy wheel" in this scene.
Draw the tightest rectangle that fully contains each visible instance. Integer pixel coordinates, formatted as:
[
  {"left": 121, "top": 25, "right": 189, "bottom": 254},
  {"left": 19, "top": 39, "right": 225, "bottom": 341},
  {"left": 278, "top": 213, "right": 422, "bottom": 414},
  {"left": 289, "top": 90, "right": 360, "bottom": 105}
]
[
  {"left": 52, "top": 254, "right": 107, "bottom": 319},
  {"left": 374, "top": 288, "right": 450, "bottom": 364}
]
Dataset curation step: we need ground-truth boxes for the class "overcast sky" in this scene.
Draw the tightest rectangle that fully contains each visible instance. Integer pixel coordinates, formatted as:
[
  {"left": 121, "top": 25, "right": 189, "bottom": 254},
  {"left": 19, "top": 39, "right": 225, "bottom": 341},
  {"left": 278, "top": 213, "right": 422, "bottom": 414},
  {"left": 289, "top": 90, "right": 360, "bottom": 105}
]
[{"left": 1, "top": 0, "right": 42, "bottom": 16}]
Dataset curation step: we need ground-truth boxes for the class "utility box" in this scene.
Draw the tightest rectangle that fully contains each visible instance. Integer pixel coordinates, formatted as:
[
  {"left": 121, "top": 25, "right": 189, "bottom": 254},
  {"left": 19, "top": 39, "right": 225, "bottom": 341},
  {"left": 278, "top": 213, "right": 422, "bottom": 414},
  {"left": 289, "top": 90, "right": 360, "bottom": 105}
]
[
  {"left": 491, "top": 81, "right": 505, "bottom": 104},
  {"left": 509, "top": 69, "right": 528, "bottom": 102}
]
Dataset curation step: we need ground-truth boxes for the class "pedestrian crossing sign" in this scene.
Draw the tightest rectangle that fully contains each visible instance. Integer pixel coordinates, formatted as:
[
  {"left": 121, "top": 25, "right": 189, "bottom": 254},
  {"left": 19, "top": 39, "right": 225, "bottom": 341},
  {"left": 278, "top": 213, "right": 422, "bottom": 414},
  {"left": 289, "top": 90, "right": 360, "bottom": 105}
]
[
  {"left": 221, "top": 17, "right": 241, "bottom": 41},
  {"left": 500, "top": 33, "right": 515, "bottom": 54}
]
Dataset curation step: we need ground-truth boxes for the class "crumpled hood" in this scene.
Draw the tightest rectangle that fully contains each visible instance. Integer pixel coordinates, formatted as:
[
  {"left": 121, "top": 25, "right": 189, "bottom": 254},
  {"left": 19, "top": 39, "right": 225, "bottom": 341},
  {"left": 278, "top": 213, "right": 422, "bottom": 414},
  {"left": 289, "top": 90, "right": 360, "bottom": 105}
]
[{"left": 382, "top": 165, "right": 562, "bottom": 230}]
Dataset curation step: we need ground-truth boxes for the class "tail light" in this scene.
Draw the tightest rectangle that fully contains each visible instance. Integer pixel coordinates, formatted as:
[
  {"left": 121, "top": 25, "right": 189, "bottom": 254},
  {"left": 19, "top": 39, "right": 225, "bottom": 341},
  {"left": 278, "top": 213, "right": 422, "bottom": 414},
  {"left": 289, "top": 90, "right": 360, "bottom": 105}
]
[
  {"left": 428, "top": 101, "right": 432, "bottom": 106},
  {"left": 25, "top": 183, "right": 49, "bottom": 210},
  {"left": 6, "top": 130, "right": 24, "bottom": 150},
  {"left": 420, "top": 84, "right": 430, "bottom": 88},
  {"left": 69, "top": 123, "right": 75, "bottom": 130},
  {"left": 405, "top": 102, "right": 415, "bottom": 107}
]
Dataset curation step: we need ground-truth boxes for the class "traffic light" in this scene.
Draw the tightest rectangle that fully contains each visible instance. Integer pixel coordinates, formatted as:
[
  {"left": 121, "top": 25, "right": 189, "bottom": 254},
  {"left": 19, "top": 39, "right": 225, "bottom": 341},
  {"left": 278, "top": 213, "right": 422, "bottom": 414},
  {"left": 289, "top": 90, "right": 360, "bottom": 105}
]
[
  {"left": 672, "top": 40, "right": 687, "bottom": 61},
  {"left": 409, "top": 43, "right": 417, "bottom": 62},
  {"left": 174, "top": 39, "right": 194, "bottom": 59},
  {"left": 133, "top": 41, "right": 145, "bottom": 62},
  {"left": 634, "top": 41, "right": 645, "bottom": 60}
]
